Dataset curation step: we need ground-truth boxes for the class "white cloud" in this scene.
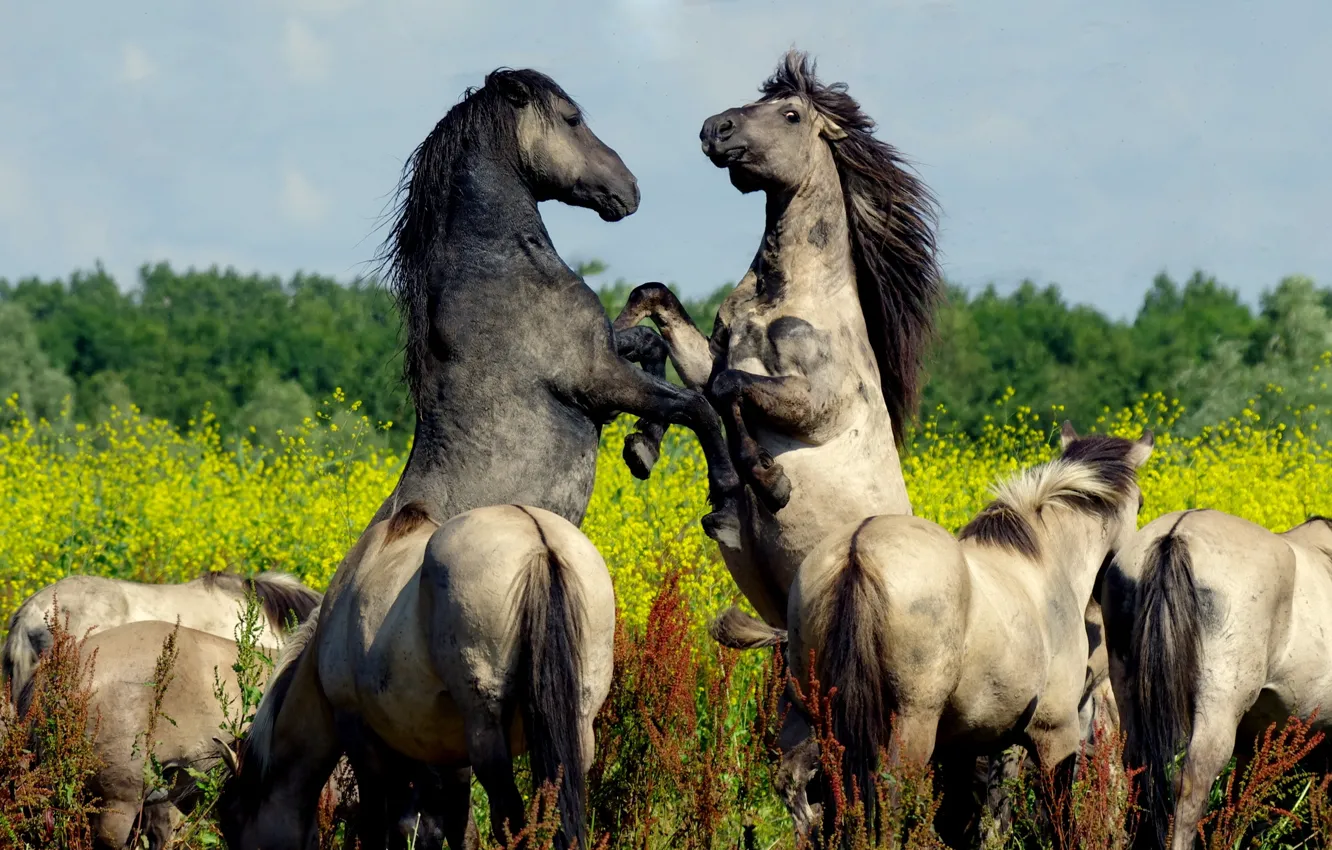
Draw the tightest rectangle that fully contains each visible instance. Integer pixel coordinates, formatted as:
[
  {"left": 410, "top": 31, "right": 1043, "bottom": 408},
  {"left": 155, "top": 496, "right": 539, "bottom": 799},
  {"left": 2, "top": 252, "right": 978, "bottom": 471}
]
[
  {"left": 120, "top": 44, "right": 157, "bottom": 84},
  {"left": 283, "top": 19, "right": 330, "bottom": 82},
  {"left": 280, "top": 168, "right": 328, "bottom": 225}
]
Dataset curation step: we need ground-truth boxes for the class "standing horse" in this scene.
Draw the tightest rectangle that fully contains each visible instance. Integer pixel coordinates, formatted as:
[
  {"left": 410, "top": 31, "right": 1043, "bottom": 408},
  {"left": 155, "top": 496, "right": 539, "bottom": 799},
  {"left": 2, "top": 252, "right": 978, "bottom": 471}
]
[
  {"left": 781, "top": 426, "right": 1151, "bottom": 844},
  {"left": 3, "top": 570, "right": 320, "bottom": 705},
  {"left": 214, "top": 504, "right": 614, "bottom": 850},
  {"left": 613, "top": 49, "right": 942, "bottom": 629},
  {"left": 1102, "top": 510, "right": 1332, "bottom": 850},
  {"left": 217, "top": 67, "right": 730, "bottom": 850}
]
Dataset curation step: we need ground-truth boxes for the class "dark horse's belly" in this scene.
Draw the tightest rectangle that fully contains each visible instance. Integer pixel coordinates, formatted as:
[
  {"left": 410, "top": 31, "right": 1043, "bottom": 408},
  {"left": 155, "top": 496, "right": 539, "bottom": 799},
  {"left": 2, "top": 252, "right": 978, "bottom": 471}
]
[{"left": 426, "top": 390, "right": 602, "bottom": 527}]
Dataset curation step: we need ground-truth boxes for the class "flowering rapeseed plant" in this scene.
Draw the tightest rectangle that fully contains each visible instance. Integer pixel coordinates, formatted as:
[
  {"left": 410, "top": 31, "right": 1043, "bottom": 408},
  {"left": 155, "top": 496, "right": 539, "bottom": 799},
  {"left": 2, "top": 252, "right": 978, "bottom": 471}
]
[{"left": 2, "top": 376, "right": 1330, "bottom": 627}]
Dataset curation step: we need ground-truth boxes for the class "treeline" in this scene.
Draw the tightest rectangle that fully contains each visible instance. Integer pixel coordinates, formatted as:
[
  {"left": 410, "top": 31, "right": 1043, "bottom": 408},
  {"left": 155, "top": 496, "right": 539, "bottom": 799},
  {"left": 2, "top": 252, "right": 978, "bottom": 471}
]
[{"left": 2, "top": 261, "right": 1329, "bottom": 444}]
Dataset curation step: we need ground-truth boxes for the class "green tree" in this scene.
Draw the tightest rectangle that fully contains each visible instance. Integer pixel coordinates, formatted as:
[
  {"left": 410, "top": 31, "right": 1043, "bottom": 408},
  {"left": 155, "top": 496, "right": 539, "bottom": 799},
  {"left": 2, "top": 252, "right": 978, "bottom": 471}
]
[{"left": 0, "top": 301, "right": 74, "bottom": 423}]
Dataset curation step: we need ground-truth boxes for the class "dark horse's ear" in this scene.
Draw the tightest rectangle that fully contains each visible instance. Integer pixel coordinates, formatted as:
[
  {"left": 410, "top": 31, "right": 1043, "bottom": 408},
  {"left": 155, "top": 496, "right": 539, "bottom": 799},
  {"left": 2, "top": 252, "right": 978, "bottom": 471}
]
[{"left": 492, "top": 73, "right": 532, "bottom": 107}]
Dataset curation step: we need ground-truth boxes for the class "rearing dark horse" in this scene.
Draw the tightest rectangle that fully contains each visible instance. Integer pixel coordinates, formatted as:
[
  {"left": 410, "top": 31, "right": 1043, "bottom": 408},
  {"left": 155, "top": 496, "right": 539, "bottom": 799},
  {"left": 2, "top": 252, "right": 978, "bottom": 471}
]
[{"left": 215, "top": 68, "right": 742, "bottom": 850}]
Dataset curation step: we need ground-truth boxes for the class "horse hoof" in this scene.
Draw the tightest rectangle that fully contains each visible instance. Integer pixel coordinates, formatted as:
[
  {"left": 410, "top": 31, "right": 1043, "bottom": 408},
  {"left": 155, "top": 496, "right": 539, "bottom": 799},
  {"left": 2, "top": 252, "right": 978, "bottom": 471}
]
[
  {"left": 754, "top": 467, "right": 793, "bottom": 512},
  {"left": 622, "top": 431, "right": 660, "bottom": 480},
  {"left": 702, "top": 509, "right": 742, "bottom": 550}
]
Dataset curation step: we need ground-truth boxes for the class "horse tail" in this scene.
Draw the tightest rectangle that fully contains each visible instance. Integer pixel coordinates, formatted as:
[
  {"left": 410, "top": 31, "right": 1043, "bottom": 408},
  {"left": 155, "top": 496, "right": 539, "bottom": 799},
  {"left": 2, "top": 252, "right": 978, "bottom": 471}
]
[
  {"left": 1125, "top": 514, "right": 1203, "bottom": 850},
  {"left": 515, "top": 507, "right": 587, "bottom": 850},
  {"left": 4, "top": 596, "right": 53, "bottom": 715},
  {"left": 816, "top": 517, "right": 893, "bottom": 843},
  {"left": 708, "top": 605, "right": 787, "bottom": 649}
]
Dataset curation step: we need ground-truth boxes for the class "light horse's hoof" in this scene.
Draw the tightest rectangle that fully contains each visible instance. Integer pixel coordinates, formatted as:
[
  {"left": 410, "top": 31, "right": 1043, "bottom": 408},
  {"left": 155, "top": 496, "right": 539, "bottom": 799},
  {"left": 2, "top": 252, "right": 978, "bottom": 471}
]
[
  {"left": 751, "top": 463, "right": 793, "bottom": 512},
  {"left": 622, "top": 430, "right": 660, "bottom": 480},
  {"left": 702, "top": 500, "right": 743, "bottom": 550}
]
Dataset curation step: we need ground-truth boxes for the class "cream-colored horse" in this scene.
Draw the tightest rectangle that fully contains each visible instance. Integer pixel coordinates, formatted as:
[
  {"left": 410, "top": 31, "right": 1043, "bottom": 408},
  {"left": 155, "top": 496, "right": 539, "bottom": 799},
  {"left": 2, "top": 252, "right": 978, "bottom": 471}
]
[
  {"left": 613, "top": 49, "right": 941, "bottom": 628},
  {"left": 3, "top": 570, "right": 320, "bottom": 705},
  {"left": 1103, "top": 510, "right": 1332, "bottom": 850},
  {"left": 783, "top": 427, "right": 1151, "bottom": 842},
  {"left": 214, "top": 503, "right": 614, "bottom": 850},
  {"left": 22, "top": 621, "right": 244, "bottom": 850}
]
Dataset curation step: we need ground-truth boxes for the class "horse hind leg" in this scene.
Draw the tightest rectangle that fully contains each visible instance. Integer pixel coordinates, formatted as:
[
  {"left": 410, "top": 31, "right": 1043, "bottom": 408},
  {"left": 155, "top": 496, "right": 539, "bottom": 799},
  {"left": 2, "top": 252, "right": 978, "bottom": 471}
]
[
  {"left": 1166, "top": 716, "right": 1238, "bottom": 850},
  {"left": 466, "top": 718, "right": 526, "bottom": 848}
]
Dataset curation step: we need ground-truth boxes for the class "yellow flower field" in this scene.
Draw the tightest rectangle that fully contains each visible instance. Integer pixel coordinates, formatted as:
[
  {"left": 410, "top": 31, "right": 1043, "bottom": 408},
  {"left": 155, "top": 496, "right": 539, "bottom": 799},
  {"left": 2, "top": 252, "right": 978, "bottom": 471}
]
[{"left": 1, "top": 385, "right": 1329, "bottom": 627}]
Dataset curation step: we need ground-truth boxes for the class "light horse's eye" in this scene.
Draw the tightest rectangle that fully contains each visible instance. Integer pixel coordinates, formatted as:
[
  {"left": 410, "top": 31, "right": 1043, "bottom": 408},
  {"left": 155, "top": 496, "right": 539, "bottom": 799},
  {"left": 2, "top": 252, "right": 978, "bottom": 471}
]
[
  {"left": 784, "top": 109, "right": 800, "bottom": 124},
  {"left": 564, "top": 113, "right": 582, "bottom": 128}
]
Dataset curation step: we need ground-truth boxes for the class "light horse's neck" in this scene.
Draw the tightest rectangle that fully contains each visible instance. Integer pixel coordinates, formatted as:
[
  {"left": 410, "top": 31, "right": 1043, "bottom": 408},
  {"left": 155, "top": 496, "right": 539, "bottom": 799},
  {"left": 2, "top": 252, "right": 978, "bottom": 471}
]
[
  {"left": 1034, "top": 507, "right": 1119, "bottom": 617},
  {"left": 374, "top": 148, "right": 554, "bottom": 527},
  {"left": 753, "top": 146, "right": 858, "bottom": 309}
]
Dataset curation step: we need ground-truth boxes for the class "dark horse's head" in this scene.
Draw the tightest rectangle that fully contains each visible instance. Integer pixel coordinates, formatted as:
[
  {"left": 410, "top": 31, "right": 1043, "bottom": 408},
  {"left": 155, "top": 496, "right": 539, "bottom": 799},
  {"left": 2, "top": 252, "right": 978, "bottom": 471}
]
[
  {"left": 699, "top": 50, "right": 943, "bottom": 439},
  {"left": 379, "top": 67, "right": 639, "bottom": 398}
]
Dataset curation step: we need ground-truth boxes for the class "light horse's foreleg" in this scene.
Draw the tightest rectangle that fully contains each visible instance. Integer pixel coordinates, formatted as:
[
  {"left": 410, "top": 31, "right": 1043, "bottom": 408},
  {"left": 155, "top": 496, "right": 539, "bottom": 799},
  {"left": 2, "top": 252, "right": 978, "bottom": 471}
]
[
  {"left": 580, "top": 350, "right": 744, "bottom": 545},
  {"left": 612, "top": 282, "right": 715, "bottom": 390}
]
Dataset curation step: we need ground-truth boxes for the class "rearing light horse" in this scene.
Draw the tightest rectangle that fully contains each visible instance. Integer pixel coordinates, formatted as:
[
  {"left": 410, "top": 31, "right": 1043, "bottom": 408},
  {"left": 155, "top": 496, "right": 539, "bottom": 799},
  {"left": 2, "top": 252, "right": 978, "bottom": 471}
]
[{"left": 613, "top": 49, "right": 942, "bottom": 628}]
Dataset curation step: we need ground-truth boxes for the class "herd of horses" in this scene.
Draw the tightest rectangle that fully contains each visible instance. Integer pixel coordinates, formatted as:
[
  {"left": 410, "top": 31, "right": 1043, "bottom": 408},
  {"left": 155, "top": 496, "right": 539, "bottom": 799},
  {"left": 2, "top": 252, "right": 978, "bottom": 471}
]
[{"left": 2, "top": 48, "right": 1331, "bottom": 850}]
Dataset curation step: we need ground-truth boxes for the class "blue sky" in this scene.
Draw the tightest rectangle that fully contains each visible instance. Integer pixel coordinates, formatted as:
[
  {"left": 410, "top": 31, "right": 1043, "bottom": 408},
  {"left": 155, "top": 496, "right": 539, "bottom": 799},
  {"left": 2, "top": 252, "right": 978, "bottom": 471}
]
[{"left": 1, "top": 0, "right": 1327, "bottom": 317}]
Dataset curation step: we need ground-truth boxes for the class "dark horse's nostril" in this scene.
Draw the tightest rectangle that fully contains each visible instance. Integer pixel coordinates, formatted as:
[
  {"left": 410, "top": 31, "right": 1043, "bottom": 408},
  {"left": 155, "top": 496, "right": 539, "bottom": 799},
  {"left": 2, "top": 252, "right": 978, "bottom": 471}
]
[{"left": 714, "top": 118, "right": 734, "bottom": 141}]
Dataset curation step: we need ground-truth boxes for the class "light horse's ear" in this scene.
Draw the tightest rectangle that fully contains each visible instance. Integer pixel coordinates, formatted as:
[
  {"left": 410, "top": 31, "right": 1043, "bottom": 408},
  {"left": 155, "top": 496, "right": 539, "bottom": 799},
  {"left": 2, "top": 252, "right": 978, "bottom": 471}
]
[
  {"left": 213, "top": 737, "right": 240, "bottom": 776},
  {"left": 492, "top": 74, "right": 533, "bottom": 107},
  {"left": 1128, "top": 429, "right": 1155, "bottom": 467},
  {"left": 814, "top": 111, "right": 848, "bottom": 141},
  {"left": 1059, "top": 420, "right": 1080, "bottom": 450}
]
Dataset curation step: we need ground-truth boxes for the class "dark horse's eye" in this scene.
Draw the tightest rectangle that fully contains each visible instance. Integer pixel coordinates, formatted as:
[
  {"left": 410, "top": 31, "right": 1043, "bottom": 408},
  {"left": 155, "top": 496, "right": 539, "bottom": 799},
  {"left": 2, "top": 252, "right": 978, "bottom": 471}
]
[{"left": 784, "top": 110, "right": 800, "bottom": 124}]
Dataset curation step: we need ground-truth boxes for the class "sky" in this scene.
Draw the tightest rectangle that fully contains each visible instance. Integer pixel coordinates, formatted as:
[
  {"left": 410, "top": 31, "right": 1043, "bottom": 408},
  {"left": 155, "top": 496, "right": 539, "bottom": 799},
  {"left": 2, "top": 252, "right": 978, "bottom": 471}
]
[{"left": 0, "top": 0, "right": 1328, "bottom": 318}]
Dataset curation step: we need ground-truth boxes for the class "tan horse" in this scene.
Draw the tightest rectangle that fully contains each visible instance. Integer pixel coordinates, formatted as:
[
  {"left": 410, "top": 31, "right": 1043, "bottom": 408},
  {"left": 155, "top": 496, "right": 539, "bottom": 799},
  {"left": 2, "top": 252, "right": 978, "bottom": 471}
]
[
  {"left": 782, "top": 427, "right": 1151, "bottom": 842},
  {"left": 21, "top": 621, "right": 243, "bottom": 850},
  {"left": 3, "top": 570, "right": 321, "bottom": 706},
  {"left": 612, "top": 49, "right": 942, "bottom": 629},
  {"left": 214, "top": 503, "right": 615, "bottom": 850},
  {"left": 1103, "top": 510, "right": 1332, "bottom": 850}
]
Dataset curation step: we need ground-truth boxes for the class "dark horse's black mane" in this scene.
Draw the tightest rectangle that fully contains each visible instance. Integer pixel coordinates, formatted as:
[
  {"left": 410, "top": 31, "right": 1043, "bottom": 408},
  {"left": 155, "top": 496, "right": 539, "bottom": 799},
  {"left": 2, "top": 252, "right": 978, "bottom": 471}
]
[
  {"left": 758, "top": 50, "right": 942, "bottom": 440},
  {"left": 376, "top": 68, "right": 580, "bottom": 402}
]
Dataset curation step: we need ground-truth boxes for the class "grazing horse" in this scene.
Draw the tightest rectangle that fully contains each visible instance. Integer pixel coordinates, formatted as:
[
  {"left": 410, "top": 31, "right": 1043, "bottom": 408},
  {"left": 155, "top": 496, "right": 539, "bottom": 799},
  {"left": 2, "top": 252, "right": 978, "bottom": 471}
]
[
  {"left": 1102, "top": 510, "right": 1332, "bottom": 850},
  {"left": 213, "top": 66, "right": 741, "bottom": 849},
  {"left": 781, "top": 425, "right": 1151, "bottom": 844},
  {"left": 214, "top": 504, "right": 614, "bottom": 850},
  {"left": 24, "top": 621, "right": 244, "bottom": 850},
  {"left": 3, "top": 570, "right": 320, "bottom": 704},
  {"left": 613, "top": 49, "right": 942, "bottom": 628}
]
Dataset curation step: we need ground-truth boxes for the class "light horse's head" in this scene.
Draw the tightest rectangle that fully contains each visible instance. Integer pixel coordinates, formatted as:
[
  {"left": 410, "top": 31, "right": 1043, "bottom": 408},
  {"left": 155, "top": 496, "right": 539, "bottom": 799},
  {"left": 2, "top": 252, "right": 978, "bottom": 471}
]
[
  {"left": 380, "top": 67, "right": 639, "bottom": 399},
  {"left": 698, "top": 49, "right": 942, "bottom": 441},
  {"left": 1056, "top": 421, "right": 1156, "bottom": 560}
]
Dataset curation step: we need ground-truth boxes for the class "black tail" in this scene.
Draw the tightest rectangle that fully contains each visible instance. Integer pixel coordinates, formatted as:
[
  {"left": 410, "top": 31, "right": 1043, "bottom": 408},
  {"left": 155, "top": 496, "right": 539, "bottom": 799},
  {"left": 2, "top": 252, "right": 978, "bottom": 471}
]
[
  {"left": 819, "top": 518, "right": 893, "bottom": 845},
  {"left": 516, "top": 512, "right": 587, "bottom": 850},
  {"left": 1126, "top": 519, "right": 1203, "bottom": 850}
]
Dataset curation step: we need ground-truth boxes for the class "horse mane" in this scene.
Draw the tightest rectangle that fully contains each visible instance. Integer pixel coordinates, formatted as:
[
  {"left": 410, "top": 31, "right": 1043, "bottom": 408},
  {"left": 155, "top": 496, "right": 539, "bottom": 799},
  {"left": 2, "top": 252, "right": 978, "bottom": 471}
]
[
  {"left": 375, "top": 67, "right": 579, "bottom": 402},
  {"left": 959, "top": 434, "right": 1141, "bottom": 556},
  {"left": 759, "top": 49, "right": 942, "bottom": 441},
  {"left": 199, "top": 571, "right": 321, "bottom": 634},
  {"left": 242, "top": 603, "right": 321, "bottom": 780}
]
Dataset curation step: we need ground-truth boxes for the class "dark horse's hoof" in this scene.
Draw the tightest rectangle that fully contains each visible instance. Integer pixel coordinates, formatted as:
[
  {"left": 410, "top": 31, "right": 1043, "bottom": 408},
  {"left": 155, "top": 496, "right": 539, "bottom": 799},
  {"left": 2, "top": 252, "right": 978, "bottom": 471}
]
[
  {"left": 622, "top": 430, "right": 660, "bottom": 480},
  {"left": 702, "top": 501, "right": 742, "bottom": 550}
]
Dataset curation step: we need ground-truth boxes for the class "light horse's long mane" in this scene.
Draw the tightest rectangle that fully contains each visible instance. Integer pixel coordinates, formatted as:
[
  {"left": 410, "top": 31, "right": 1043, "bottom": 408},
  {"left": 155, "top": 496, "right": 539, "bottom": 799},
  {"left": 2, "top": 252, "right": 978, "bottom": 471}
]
[
  {"left": 759, "top": 50, "right": 943, "bottom": 440},
  {"left": 959, "top": 435, "right": 1141, "bottom": 558},
  {"left": 374, "top": 68, "right": 581, "bottom": 403},
  {"left": 238, "top": 604, "right": 322, "bottom": 779}
]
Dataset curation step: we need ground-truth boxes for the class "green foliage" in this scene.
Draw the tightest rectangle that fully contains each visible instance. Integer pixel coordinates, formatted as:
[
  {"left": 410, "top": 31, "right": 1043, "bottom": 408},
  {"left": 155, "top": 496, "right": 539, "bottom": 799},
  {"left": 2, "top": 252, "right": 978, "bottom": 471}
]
[{"left": 4, "top": 260, "right": 1332, "bottom": 442}]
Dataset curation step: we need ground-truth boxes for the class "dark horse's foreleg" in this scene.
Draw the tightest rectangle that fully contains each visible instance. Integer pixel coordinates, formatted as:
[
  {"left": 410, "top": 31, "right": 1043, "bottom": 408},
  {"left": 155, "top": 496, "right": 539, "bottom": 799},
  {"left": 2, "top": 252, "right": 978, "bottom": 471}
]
[
  {"left": 582, "top": 355, "right": 743, "bottom": 547},
  {"left": 708, "top": 370, "right": 825, "bottom": 513},
  {"left": 613, "top": 325, "right": 670, "bottom": 480}
]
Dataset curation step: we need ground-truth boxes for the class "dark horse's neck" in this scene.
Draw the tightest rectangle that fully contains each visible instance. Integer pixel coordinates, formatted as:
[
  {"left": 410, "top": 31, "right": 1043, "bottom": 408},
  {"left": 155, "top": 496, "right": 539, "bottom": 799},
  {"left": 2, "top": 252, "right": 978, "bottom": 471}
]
[{"left": 372, "top": 150, "right": 558, "bottom": 528}]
